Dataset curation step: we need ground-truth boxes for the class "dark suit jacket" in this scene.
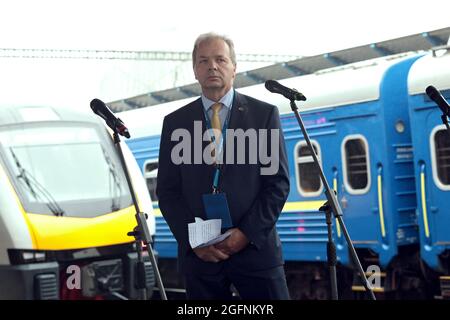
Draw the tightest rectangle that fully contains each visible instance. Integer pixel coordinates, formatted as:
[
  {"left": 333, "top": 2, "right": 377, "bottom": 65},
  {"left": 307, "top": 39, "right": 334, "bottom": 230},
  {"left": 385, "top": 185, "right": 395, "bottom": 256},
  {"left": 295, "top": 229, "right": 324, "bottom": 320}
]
[{"left": 156, "top": 90, "right": 290, "bottom": 275}]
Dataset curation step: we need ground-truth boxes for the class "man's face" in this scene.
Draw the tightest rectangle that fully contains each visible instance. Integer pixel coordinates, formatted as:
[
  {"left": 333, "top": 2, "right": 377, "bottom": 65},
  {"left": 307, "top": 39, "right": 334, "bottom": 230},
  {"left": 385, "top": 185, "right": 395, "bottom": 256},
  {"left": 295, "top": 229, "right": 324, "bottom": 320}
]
[{"left": 193, "top": 38, "right": 236, "bottom": 95}]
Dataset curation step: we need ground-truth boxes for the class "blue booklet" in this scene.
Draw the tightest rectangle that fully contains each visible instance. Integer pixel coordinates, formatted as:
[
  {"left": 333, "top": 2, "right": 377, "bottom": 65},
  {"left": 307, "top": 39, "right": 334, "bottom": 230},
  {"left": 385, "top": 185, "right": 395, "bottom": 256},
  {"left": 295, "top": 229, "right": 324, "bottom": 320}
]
[{"left": 202, "top": 192, "right": 233, "bottom": 229}]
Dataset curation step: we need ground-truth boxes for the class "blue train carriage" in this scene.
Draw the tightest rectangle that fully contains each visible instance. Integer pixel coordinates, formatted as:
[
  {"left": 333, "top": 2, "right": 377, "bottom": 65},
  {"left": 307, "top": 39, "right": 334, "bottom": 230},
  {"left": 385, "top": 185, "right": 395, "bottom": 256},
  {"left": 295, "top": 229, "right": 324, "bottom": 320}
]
[
  {"left": 122, "top": 53, "right": 423, "bottom": 299},
  {"left": 238, "top": 53, "right": 425, "bottom": 298},
  {"left": 407, "top": 48, "right": 450, "bottom": 298},
  {"left": 0, "top": 105, "right": 156, "bottom": 299}
]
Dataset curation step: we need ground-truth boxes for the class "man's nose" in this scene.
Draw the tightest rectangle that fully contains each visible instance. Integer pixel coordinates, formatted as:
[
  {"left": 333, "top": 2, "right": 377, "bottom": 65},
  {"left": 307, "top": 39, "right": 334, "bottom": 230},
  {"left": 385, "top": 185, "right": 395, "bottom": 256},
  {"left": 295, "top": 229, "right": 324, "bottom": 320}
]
[{"left": 208, "top": 60, "right": 218, "bottom": 70}]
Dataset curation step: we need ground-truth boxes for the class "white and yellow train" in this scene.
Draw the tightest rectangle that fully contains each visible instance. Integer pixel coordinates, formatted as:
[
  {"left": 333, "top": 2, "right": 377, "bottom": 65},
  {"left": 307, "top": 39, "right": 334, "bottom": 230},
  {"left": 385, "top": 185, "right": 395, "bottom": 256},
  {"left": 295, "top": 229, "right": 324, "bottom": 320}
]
[{"left": 0, "top": 105, "right": 155, "bottom": 299}]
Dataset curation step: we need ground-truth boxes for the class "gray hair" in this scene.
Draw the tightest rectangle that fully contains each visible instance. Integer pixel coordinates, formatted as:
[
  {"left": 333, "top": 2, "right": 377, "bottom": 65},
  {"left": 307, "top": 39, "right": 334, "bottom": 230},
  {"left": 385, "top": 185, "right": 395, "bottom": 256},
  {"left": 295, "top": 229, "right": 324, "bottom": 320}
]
[{"left": 192, "top": 32, "right": 237, "bottom": 67}]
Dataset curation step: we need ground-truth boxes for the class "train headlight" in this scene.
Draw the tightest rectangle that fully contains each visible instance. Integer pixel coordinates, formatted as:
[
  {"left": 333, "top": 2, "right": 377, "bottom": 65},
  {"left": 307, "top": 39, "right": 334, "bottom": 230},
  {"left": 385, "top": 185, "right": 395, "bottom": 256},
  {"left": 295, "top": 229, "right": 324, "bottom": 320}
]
[
  {"left": 21, "top": 251, "right": 46, "bottom": 263},
  {"left": 8, "top": 249, "right": 47, "bottom": 264},
  {"left": 395, "top": 120, "right": 405, "bottom": 133}
]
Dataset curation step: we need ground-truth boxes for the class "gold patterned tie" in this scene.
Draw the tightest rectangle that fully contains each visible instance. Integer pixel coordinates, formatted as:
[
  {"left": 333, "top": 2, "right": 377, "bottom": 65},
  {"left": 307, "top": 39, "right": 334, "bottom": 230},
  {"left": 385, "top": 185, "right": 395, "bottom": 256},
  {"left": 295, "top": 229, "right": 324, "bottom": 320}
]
[{"left": 210, "top": 103, "right": 222, "bottom": 157}]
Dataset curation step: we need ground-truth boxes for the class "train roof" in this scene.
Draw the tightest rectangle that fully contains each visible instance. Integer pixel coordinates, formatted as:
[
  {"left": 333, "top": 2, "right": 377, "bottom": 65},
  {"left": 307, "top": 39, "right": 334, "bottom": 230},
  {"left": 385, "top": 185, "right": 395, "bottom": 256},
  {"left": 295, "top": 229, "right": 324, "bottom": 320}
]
[
  {"left": 408, "top": 50, "right": 450, "bottom": 95},
  {"left": 239, "top": 53, "right": 419, "bottom": 115},
  {"left": 0, "top": 105, "right": 102, "bottom": 127}
]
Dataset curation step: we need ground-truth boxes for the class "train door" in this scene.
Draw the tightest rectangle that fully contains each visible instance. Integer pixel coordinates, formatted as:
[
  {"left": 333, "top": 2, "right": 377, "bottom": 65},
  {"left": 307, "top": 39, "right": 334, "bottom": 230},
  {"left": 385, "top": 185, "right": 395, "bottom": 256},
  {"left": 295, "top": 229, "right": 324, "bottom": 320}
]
[
  {"left": 423, "top": 125, "right": 450, "bottom": 248},
  {"left": 339, "top": 135, "right": 378, "bottom": 245}
]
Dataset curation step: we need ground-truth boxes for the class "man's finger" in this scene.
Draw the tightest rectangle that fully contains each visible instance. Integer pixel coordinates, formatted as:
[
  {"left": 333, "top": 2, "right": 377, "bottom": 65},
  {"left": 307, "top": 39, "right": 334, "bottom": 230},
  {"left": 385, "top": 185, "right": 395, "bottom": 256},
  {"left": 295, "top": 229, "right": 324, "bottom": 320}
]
[{"left": 211, "top": 247, "right": 229, "bottom": 260}]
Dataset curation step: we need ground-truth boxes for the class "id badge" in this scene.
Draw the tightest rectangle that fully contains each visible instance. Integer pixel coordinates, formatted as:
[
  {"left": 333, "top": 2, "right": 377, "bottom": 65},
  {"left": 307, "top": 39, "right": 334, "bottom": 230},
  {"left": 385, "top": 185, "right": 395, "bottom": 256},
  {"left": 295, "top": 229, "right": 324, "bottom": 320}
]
[{"left": 202, "top": 192, "right": 233, "bottom": 229}]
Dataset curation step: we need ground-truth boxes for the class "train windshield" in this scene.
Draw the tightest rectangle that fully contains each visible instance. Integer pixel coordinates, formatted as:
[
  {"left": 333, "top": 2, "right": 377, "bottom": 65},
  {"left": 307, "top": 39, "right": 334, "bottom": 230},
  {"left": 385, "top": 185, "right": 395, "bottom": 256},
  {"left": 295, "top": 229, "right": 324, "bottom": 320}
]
[{"left": 0, "top": 123, "right": 132, "bottom": 217}]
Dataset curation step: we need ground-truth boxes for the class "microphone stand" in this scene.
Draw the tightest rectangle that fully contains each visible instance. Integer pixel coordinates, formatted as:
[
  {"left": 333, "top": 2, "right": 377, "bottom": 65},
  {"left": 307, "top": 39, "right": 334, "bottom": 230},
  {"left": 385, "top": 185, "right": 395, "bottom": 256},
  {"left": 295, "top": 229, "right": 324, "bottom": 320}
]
[
  {"left": 112, "top": 130, "right": 168, "bottom": 300},
  {"left": 319, "top": 202, "right": 338, "bottom": 300},
  {"left": 289, "top": 99, "right": 376, "bottom": 300}
]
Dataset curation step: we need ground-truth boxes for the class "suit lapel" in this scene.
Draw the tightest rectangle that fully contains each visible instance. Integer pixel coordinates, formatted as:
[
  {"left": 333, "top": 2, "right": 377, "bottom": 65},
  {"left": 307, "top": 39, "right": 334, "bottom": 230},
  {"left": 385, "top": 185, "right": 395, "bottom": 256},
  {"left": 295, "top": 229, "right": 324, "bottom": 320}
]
[
  {"left": 221, "top": 91, "right": 248, "bottom": 178},
  {"left": 191, "top": 97, "right": 206, "bottom": 122},
  {"left": 228, "top": 91, "right": 248, "bottom": 130},
  {"left": 191, "top": 97, "right": 213, "bottom": 168}
]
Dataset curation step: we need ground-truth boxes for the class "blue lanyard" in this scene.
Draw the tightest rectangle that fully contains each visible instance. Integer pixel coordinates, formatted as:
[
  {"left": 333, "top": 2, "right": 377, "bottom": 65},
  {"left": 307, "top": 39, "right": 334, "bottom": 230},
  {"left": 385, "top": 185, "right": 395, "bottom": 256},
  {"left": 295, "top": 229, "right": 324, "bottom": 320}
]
[{"left": 203, "top": 106, "right": 232, "bottom": 193}]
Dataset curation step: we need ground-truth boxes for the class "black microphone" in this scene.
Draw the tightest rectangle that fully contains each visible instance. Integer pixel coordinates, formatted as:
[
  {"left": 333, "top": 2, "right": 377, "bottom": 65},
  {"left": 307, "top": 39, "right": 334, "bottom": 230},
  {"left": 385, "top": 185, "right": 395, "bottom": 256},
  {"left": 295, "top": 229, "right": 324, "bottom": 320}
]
[
  {"left": 265, "top": 80, "right": 306, "bottom": 101},
  {"left": 90, "top": 98, "right": 130, "bottom": 138},
  {"left": 426, "top": 85, "right": 450, "bottom": 117}
]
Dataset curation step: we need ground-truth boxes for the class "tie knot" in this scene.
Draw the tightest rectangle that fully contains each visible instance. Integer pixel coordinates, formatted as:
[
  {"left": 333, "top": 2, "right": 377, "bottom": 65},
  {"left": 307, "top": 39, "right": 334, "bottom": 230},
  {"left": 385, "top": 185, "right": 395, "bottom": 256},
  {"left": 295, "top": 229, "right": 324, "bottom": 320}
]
[{"left": 211, "top": 103, "right": 222, "bottom": 114}]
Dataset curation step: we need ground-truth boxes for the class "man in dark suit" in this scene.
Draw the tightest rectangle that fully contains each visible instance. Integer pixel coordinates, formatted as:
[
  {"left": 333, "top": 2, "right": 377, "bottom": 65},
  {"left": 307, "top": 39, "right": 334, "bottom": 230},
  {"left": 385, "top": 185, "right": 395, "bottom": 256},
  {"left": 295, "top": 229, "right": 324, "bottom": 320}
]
[{"left": 156, "top": 32, "right": 290, "bottom": 300}]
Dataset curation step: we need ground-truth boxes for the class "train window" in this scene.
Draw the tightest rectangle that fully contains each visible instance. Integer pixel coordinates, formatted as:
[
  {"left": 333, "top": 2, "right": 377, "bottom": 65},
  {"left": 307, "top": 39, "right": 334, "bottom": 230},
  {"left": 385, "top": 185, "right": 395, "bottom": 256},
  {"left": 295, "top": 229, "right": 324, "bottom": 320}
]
[
  {"left": 342, "top": 135, "right": 370, "bottom": 194},
  {"left": 294, "top": 140, "right": 323, "bottom": 197},
  {"left": 144, "top": 160, "right": 158, "bottom": 201},
  {"left": 431, "top": 127, "right": 450, "bottom": 189},
  {"left": 0, "top": 124, "right": 133, "bottom": 217}
]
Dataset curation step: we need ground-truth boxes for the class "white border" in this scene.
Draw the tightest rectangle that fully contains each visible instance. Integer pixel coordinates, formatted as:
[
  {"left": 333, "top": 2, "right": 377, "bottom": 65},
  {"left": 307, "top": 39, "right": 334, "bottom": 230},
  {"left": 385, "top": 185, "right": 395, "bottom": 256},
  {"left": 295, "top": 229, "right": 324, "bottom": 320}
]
[
  {"left": 294, "top": 140, "right": 323, "bottom": 197},
  {"left": 430, "top": 125, "right": 450, "bottom": 191},
  {"left": 341, "top": 134, "right": 371, "bottom": 195}
]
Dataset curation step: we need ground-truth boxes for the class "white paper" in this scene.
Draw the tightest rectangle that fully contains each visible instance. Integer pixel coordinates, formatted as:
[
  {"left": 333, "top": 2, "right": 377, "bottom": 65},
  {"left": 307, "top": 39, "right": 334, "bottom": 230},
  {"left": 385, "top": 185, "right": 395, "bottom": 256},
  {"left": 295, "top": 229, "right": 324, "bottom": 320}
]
[
  {"left": 188, "top": 217, "right": 231, "bottom": 249},
  {"left": 199, "top": 229, "right": 233, "bottom": 248}
]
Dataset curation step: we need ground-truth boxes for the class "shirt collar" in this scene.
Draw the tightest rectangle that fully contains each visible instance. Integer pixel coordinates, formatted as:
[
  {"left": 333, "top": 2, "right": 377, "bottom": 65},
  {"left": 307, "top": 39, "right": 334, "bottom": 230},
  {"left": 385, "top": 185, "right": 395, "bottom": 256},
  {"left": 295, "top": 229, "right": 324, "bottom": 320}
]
[{"left": 201, "top": 88, "right": 234, "bottom": 112}]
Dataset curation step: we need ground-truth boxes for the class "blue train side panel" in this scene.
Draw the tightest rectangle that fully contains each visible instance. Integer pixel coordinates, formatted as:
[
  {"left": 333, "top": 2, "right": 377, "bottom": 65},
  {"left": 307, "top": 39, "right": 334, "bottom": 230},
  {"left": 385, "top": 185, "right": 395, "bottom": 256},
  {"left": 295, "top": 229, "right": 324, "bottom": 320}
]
[
  {"left": 407, "top": 53, "right": 450, "bottom": 272},
  {"left": 280, "top": 111, "right": 343, "bottom": 263},
  {"left": 276, "top": 55, "right": 423, "bottom": 268}
]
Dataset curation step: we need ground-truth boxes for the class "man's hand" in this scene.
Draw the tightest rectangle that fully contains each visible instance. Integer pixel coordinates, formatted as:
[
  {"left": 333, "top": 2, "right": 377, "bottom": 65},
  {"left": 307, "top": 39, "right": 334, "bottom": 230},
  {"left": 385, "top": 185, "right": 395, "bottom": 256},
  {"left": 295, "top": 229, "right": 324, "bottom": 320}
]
[
  {"left": 214, "top": 228, "right": 249, "bottom": 255},
  {"left": 193, "top": 245, "right": 230, "bottom": 263}
]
